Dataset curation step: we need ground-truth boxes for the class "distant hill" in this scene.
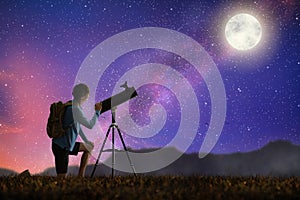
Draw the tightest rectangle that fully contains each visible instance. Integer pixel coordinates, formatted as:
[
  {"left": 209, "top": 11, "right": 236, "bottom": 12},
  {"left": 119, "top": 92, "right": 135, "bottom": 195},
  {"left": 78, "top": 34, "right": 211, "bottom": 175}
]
[
  {"left": 150, "top": 140, "right": 300, "bottom": 176},
  {"left": 39, "top": 140, "right": 300, "bottom": 177},
  {"left": 0, "top": 168, "right": 17, "bottom": 176}
]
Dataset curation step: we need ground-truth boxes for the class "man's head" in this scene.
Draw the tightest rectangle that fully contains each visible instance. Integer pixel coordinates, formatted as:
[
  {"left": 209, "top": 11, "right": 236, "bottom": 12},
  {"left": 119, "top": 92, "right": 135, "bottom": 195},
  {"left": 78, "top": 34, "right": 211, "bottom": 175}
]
[{"left": 72, "top": 83, "right": 90, "bottom": 104}]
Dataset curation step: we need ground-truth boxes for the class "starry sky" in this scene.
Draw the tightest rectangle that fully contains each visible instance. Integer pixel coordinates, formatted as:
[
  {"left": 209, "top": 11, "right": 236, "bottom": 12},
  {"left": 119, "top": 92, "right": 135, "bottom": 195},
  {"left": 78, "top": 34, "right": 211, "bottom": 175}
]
[{"left": 0, "top": 0, "right": 299, "bottom": 174}]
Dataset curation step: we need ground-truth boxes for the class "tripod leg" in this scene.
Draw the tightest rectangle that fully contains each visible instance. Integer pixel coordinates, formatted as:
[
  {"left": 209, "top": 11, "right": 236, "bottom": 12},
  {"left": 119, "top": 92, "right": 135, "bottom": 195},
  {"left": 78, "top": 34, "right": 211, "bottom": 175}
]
[
  {"left": 111, "top": 127, "right": 115, "bottom": 178},
  {"left": 91, "top": 126, "right": 111, "bottom": 178},
  {"left": 116, "top": 127, "right": 137, "bottom": 176}
]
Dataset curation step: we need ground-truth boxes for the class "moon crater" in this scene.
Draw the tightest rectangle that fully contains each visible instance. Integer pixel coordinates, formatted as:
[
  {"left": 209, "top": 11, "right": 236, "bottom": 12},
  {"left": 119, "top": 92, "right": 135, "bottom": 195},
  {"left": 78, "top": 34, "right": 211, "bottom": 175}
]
[{"left": 225, "top": 13, "right": 262, "bottom": 51}]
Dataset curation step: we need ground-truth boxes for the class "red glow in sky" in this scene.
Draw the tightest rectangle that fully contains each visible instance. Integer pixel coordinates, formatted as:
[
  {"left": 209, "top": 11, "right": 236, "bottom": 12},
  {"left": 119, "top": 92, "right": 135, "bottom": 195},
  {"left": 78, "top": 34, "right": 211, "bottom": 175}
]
[{"left": 0, "top": 51, "right": 74, "bottom": 174}]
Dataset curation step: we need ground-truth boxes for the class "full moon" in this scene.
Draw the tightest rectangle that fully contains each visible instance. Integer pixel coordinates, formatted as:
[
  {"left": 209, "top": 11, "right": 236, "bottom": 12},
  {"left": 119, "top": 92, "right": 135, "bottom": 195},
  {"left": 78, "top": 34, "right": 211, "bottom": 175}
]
[{"left": 225, "top": 13, "right": 262, "bottom": 51}]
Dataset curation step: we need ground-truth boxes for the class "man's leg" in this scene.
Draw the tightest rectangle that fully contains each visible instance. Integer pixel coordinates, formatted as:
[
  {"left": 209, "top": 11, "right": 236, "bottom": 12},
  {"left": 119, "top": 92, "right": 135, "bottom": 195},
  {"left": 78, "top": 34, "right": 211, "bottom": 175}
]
[
  {"left": 78, "top": 142, "right": 94, "bottom": 177},
  {"left": 52, "top": 143, "right": 68, "bottom": 178}
]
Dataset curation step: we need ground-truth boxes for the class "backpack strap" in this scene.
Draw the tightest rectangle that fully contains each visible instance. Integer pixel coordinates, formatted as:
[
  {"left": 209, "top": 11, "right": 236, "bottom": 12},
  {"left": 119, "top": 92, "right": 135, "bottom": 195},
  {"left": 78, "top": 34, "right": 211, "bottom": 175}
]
[
  {"left": 62, "top": 100, "right": 74, "bottom": 148},
  {"left": 62, "top": 100, "right": 74, "bottom": 129}
]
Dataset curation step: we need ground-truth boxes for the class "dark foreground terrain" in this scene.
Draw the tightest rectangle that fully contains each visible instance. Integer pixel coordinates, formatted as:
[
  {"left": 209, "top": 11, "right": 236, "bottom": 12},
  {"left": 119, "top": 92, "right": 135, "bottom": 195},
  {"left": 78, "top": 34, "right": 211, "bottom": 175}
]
[{"left": 0, "top": 175, "right": 299, "bottom": 199}]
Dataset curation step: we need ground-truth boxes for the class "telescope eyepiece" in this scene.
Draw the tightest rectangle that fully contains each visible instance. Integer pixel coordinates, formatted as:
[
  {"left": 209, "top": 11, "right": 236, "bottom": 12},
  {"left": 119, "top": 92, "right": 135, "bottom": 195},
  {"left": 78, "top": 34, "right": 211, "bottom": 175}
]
[{"left": 120, "top": 81, "right": 129, "bottom": 89}]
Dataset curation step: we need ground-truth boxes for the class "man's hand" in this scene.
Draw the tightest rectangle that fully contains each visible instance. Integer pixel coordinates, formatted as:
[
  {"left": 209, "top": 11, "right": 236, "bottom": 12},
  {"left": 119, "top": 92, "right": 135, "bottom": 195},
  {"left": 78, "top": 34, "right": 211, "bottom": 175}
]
[{"left": 95, "top": 102, "right": 102, "bottom": 111}]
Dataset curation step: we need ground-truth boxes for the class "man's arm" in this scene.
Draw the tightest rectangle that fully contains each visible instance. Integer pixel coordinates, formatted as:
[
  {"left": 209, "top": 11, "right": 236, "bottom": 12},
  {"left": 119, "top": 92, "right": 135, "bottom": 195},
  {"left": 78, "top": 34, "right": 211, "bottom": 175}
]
[
  {"left": 79, "top": 128, "right": 94, "bottom": 152},
  {"left": 78, "top": 127, "right": 89, "bottom": 143},
  {"left": 78, "top": 127, "right": 94, "bottom": 152},
  {"left": 73, "top": 106, "right": 100, "bottom": 129}
]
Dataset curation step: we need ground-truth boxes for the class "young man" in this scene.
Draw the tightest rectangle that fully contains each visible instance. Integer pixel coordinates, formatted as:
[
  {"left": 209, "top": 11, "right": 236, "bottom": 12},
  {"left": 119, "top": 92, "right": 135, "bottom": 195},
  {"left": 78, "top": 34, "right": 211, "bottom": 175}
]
[{"left": 52, "top": 83, "right": 102, "bottom": 177}]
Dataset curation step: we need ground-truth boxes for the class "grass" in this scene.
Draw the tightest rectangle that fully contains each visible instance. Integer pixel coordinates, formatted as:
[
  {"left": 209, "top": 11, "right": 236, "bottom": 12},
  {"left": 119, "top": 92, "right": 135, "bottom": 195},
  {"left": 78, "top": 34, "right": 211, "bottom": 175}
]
[{"left": 0, "top": 175, "right": 299, "bottom": 199}]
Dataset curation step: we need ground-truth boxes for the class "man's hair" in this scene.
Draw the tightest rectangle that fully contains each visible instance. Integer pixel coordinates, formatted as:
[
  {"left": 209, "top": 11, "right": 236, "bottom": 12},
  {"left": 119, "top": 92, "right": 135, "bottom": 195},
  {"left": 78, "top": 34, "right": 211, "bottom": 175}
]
[{"left": 72, "top": 83, "right": 90, "bottom": 100}]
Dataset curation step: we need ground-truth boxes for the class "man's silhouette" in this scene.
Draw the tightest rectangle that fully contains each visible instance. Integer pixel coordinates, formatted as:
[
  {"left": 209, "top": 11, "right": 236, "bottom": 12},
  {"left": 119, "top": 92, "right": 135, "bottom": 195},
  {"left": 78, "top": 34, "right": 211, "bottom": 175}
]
[{"left": 52, "top": 83, "right": 102, "bottom": 177}]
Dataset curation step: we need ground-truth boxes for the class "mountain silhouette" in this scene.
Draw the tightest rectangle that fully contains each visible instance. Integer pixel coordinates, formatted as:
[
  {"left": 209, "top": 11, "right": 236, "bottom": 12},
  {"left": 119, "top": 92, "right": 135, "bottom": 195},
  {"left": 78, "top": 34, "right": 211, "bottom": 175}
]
[
  {"left": 38, "top": 140, "right": 300, "bottom": 177},
  {"left": 0, "top": 168, "right": 17, "bottom": 176},
  {"left": 1, "top": 140, "right": 298, "bottom": 177},
  {"left": 151, "top": 140, "right": 300, "bottom": 176}
]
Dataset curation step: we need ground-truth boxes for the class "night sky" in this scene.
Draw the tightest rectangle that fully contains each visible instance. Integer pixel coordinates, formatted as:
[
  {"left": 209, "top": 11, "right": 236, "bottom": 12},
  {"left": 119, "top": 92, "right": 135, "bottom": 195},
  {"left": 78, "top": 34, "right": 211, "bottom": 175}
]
[{"left": 0, "top": 0, "right": 299, "bottom": 174}]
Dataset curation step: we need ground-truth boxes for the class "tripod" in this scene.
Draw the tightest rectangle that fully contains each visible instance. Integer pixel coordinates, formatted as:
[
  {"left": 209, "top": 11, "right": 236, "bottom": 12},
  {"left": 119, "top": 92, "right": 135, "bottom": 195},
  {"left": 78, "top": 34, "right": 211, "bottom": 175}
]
[{"left": 91, "top": 107, "right": 136, "bottom": 177}]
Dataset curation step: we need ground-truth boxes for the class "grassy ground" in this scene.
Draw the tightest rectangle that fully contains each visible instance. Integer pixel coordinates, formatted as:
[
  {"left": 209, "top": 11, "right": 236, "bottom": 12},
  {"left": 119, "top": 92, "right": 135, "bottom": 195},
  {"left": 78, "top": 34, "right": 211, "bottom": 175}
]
[{"left": 0, "top": 175, "right": 299, "bottom": 199}]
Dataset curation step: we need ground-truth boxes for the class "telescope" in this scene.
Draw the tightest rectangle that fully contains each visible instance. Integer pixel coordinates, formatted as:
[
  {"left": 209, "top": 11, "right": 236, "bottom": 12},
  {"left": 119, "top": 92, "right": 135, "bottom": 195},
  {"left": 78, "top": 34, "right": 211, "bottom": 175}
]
[
  {"left": 99, "top": 81, "right": 138, "bottom": 114},
  {"left": 91, "top": 81, "right": 138, "bottom": 177}
]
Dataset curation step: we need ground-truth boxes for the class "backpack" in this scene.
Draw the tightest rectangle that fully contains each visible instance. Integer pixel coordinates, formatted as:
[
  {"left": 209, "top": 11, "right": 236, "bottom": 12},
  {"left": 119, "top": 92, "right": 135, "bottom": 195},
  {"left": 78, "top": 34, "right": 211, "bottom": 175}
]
[{"left": 46, "top": 100, "right": 72, "bottom": 138}]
